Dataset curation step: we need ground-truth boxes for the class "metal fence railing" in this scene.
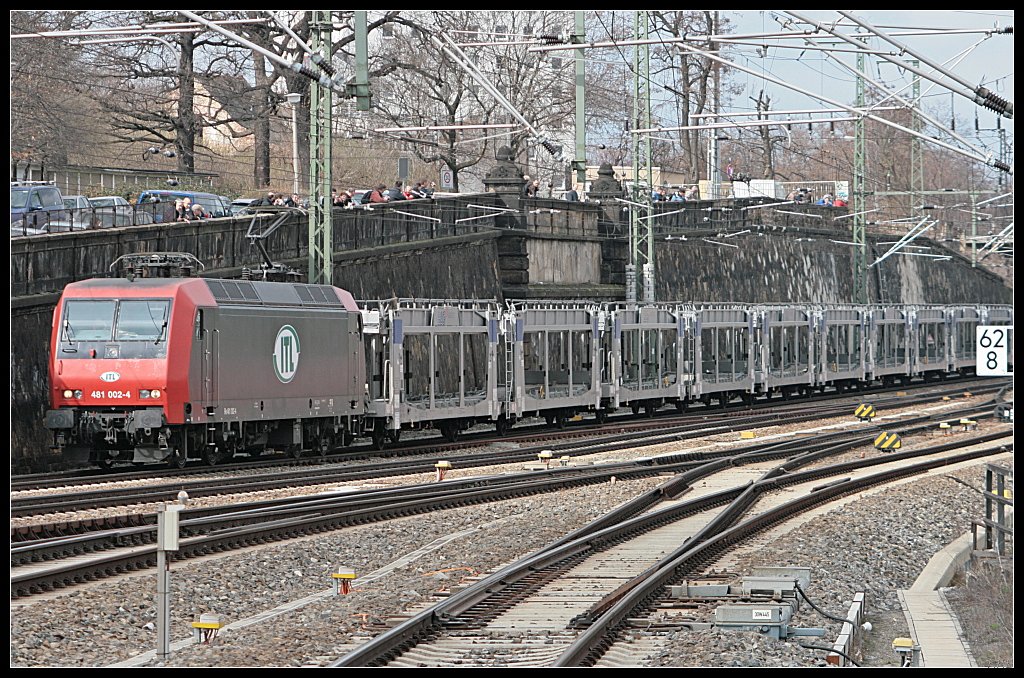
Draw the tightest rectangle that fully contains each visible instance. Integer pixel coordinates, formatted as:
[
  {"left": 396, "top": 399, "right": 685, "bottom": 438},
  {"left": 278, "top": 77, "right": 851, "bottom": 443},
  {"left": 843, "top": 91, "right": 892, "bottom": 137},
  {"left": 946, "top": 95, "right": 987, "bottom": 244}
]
[{"left": 11, "top": 205, "right": 162, "bottom": 237}]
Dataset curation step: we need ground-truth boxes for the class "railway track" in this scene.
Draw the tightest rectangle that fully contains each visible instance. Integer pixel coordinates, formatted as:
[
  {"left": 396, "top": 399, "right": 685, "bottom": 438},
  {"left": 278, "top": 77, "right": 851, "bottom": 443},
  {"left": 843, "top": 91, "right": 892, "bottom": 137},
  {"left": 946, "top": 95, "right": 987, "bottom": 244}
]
[
  {"left": 11, "top": 404, "right": 1010, "bottom": 600},
  {"left": 328, "top": 434, "right": 1012, "bottom": 667},
  {"left": 13, "top": 376, "right": 1005, "bottom": 491},
  {"left": 13, "top": 379, "right": 1005, "bottom": 519}
]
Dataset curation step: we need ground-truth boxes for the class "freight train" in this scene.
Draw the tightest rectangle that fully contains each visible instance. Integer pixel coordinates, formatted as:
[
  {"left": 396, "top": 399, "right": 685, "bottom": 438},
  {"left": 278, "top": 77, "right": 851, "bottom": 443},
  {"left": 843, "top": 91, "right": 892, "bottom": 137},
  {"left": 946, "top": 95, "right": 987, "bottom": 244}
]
[{"left": 44, "top": 253, "right": 1013, "bottom": 469}]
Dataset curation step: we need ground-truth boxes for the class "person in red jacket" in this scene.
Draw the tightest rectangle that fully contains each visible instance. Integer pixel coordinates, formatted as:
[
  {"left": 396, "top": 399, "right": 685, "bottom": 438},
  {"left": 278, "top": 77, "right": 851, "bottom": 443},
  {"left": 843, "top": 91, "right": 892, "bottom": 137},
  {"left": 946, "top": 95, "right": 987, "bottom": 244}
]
[{"left": 368, "top": 184, "right": 389, "bottom": 203}]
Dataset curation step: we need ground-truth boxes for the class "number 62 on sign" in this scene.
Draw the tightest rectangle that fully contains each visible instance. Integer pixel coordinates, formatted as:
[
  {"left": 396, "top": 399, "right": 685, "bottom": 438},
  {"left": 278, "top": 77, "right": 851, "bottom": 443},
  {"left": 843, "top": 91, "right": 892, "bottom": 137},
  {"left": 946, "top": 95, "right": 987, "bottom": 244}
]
[{"left": 976, "top": 326, "right": 1013, "bottom": 376}]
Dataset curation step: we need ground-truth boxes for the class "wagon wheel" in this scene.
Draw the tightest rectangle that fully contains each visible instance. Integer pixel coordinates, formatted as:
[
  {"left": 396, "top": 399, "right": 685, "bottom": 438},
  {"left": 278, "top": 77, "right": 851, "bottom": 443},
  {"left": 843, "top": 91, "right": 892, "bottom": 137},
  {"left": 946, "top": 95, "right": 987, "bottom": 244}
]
[
  {"left": 95, "top": 456, "right": 115, "bottom": 471},
  {"left": 495, "top": 415, "right": 511, "bottom": 437},
  {"left": 594, "top": 409, "right": 609, "bottom": 424},
  {"left": 371, "top": 426, "right": 388, "bottom": 450},
  {"left": 387, "top": 429, "right": 401, "bottom": 444},
  {"left": 630, "top": 402, "right": 641, "bottom": 416},
  {"left": 644, "top": 402, "right": 657, "bottom": 418},
  {"left": 675, "top": 400, "right": 689, "bottom": 414},
  {"left": 440, "top": 421, "right": 460, "bottom": 443},
  {"left": 288, "top": 444, "right": 304, "bottom": 460}
]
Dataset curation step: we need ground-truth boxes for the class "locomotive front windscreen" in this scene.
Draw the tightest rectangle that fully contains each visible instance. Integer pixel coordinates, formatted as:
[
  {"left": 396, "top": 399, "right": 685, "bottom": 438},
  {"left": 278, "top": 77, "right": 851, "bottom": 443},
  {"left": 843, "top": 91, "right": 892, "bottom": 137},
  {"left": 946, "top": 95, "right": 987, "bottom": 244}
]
[{"left": 60, "top": 299, "right": 172, "bottom": 358}]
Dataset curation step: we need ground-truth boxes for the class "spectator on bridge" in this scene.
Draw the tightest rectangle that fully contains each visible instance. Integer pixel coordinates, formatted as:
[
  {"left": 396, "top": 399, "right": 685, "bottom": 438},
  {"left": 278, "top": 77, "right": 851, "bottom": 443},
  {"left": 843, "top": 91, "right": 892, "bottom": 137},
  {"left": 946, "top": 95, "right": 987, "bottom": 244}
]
[
  {"left": 252, "top": 190, "right": 276, "bottom": 207},
  {"left": 832, "top": 196, "right": 848, "bottom": 208},
  {"left": 174, "top": 199, "right": 188, "bottom": 222},
  {"left": 651, "top": 186, "right": 668, "bottom": 201},
  {"left": 564, "top": 186, "right": 580, "bottom": 202},
  {"left": 408, "top": 181, "right": 427, "bottom": 199},
  {"left": 726, "top": 162, "right": 735, "bottom": 180},
  {"left": 424, "top": 181, "right": 437, "bottom": 197},
  {"left": 816, "top": 194, "right": 834, "bottom": 206},
  {"left": 387, "top": 181, "right": 406, "bottom": 201},
  {"left": 684, "top": 185, "right": 699, "bottom": 201},
  {"left": 190, "top": 204, "right": 207, "bottom": 220},
  {"left": 368, "top": 184, "right": 389, "bottom": 203},
  {"left": 670, "top": 188, "right": 687, "bottom": 202},
  {"left": 521, "top": 175, "right": 534, "bottom": 197},
  {"left": 523, "top": 178, "right": 540, "bottom": 198}
]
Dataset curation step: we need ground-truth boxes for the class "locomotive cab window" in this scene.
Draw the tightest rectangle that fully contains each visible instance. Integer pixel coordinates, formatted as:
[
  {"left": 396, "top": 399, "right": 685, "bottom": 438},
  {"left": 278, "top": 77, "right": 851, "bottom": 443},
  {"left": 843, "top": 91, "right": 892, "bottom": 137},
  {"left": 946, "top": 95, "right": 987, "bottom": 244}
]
[
  {"left": 61, "top": 298, "right": 172, "bottom": 358},
  {"left": 63, "top": 300, "right": 117, "bottom": 341},
  {"left": 115, "top": 300, "right": 170, "bottom": 341}
]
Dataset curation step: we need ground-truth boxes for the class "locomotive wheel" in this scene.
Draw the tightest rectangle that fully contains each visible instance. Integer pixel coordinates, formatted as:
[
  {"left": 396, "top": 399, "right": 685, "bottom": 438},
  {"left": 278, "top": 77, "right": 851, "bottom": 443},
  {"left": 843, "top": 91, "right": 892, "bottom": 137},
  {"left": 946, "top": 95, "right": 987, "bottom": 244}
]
[
  {"left": 342, "top": 431, "right": 355, "bottom": 447},
  {"left": 387, "top": 430, "right": 401, "bottom": 444},
  {"left": 168, "top": 449, "right": 187, "bottom": 470},
  {"left": 95, "top": 457, "right": 114, "bottom": 471},
  {"left": 288, "top": 445, "right": 304, "bottom": 459},
  {"left": 200, "top": 446, "right": 222, "bottom": 466}
]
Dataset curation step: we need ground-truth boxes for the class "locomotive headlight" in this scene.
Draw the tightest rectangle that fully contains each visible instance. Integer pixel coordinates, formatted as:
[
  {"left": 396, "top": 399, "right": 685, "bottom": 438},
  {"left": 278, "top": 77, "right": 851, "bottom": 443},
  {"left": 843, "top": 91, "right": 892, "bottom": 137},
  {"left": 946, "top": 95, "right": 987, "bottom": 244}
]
[
  {"left": 63, "top": 389, "right": 73, "bottom": 398},
  {"left": 150, "top": 389, "right": 161, "bottom": 399}
]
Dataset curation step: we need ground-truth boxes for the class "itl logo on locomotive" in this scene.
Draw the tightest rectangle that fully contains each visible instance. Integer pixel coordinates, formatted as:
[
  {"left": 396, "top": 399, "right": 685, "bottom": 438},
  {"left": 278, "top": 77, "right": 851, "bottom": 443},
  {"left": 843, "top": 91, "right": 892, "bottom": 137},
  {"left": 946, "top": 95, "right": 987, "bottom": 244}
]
[{"left": 273, "top": 325, "right": 301, "bottom": 383}]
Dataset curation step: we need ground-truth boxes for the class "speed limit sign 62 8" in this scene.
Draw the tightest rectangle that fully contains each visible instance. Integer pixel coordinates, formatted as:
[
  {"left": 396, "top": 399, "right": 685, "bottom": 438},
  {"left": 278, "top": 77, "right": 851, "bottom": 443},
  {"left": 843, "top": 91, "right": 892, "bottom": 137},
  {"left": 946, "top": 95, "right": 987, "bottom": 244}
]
[{"left": 976, "top": 326, "right": 1013, "bottom": 376}]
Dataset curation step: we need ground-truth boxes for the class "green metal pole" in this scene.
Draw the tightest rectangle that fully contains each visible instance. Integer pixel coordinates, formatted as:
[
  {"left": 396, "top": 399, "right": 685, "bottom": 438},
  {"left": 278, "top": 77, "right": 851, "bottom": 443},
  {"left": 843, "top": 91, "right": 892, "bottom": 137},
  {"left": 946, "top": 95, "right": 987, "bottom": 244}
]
[
  {"left": 853, "top": 42, "right": 868, "bottom": 304},
  {"left": 632, "top": 11, "right": 653, "bottom": 303},
  {"left": 308, "top": 10, "right": 333, "bottom": 285},
  {"left": 573, "top": 11, "right": 586, "bottom": 185}
]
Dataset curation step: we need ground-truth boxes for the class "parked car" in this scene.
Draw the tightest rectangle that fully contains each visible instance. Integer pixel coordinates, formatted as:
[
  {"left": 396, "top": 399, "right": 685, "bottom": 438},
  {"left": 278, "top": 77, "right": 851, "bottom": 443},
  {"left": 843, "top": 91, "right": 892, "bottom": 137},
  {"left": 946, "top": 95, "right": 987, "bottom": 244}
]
[
  {"left": 229, "top": 197, "right": 258, "bottom": 215},
  {"left": 90, "top": 195, "right": 134, "bottom": 226},
  {"left": 11, "top": 181, "right": 67, "bottom": 232},
  {"left": 89, "top": 195, "right": 131, "bottom": 208},
  {"left": 63, "top": 195, "right": 96, "bottom": 229},
  {"left": 136, "top": 189, "right": 232, "bottom": 222}
]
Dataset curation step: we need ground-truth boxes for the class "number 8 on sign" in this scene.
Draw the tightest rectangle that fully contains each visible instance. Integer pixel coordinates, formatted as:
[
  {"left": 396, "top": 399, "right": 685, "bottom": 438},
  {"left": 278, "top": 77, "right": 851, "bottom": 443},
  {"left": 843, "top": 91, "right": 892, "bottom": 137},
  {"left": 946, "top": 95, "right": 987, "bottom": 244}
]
[{"left": 976, "top": 326, "right": 1012, "bottom": 376}]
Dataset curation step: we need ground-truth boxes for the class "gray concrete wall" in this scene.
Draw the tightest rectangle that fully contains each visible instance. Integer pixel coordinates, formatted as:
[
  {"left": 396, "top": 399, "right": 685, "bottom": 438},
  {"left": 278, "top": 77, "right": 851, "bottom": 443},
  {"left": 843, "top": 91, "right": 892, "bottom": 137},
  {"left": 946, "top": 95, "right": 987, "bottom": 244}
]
[
  {"left": 527, "top": 238, "right": 602, "bottom": 284},
  {"left": 653, "top": 231, "right": 1011, "bottom": 304}
]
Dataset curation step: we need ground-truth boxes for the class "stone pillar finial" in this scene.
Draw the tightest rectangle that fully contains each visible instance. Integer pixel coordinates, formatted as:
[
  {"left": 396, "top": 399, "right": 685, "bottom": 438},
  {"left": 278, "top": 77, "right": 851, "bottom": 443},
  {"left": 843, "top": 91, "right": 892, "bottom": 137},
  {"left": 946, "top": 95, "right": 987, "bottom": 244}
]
[{"left": 483, "top": 145, "right": 527, "bottom": 196}]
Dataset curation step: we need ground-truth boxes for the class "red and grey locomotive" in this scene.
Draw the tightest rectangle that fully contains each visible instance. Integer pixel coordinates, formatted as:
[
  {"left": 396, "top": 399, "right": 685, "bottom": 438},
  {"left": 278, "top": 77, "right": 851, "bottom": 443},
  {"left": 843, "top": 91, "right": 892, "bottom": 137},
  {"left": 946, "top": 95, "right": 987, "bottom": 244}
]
[{"left": 45, "top": 254, "right": 365, "bottom": 468}]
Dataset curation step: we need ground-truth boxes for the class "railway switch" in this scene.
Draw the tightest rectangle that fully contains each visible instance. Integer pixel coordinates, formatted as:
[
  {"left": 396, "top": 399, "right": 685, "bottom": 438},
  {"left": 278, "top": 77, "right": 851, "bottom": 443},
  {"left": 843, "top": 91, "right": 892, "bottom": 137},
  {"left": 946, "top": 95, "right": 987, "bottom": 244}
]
[
  {"left": 959, "top": 418, "right": 978, "bottom": 432},
  {"left": 332, "top": 567, "right": 357, "bottom": 595},
  {"left": 538, "top": 450, "right": 554, "bottom": 469},
  {"left": 713, "top": 602, "right": 825, "bottom": 640},
  {"left": 434, "top": 460, "right": 452, "bottom": 482},
  {"left": 938, "top": 422, "right": 953, "bottom": 436}
]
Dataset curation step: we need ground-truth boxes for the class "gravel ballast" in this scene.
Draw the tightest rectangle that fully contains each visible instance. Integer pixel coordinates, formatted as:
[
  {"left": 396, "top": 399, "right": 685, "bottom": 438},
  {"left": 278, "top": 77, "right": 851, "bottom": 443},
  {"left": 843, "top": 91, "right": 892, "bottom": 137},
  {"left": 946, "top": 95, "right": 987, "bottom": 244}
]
[{"left": 11, "top": 450, "right": 1009, "bottom": 667}]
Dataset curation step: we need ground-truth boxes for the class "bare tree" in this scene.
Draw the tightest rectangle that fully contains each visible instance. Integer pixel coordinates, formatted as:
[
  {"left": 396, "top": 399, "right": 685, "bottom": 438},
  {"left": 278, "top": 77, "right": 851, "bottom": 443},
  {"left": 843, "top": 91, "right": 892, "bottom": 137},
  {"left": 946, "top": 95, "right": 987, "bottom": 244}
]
[{"left": 10, "top": 11, "right": 97, "bottom": 171}]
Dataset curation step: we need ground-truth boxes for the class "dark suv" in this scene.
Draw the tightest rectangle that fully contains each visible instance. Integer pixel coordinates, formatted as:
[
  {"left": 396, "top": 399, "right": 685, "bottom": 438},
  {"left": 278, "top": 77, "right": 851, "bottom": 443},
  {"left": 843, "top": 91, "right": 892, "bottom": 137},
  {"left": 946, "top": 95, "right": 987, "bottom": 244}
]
[{"left": 11, "top": 182, "right": 69, "bottom": 235}]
